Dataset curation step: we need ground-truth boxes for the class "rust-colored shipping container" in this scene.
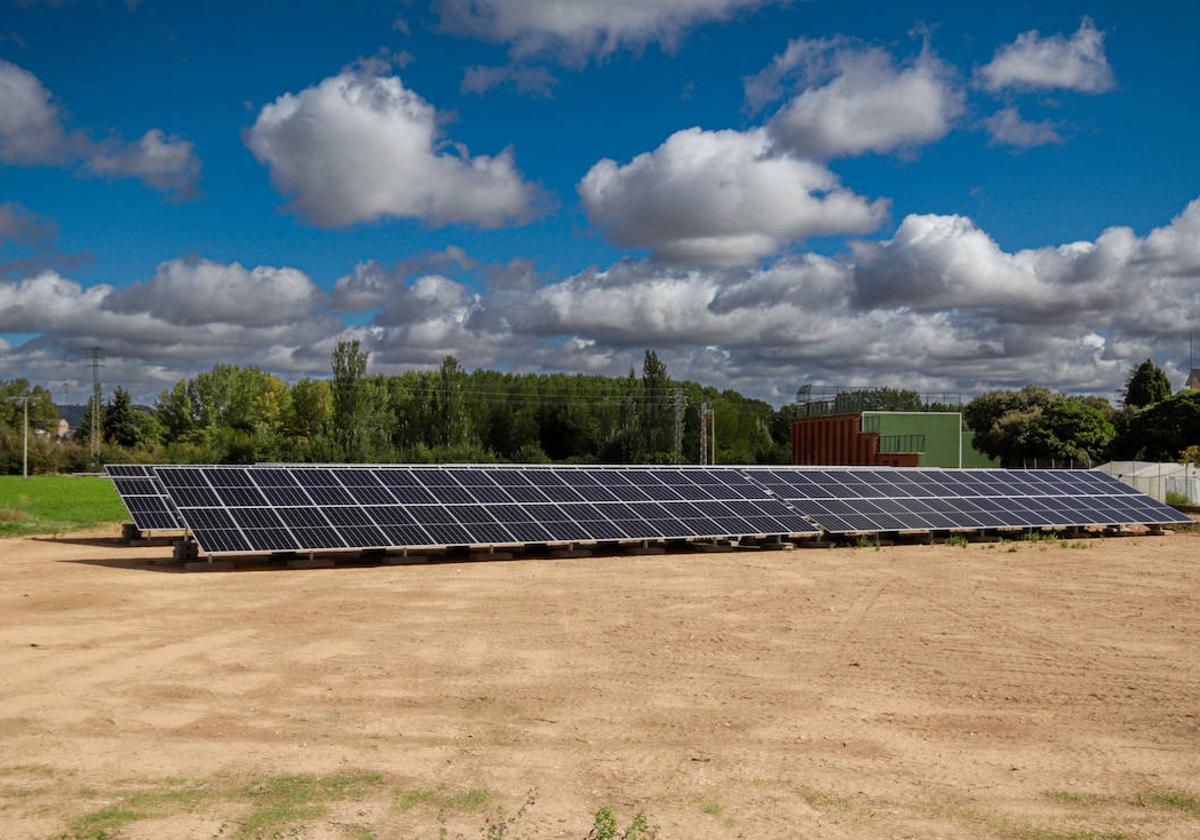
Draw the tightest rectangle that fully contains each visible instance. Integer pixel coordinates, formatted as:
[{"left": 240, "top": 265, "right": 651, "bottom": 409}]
[{"left": 792, "top": 413, "right": 920, "bottom": 467}]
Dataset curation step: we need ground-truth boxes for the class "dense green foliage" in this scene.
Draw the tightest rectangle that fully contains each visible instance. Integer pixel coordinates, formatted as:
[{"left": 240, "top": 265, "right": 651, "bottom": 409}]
[
  {"left": 1120, "top": 390, "right": 1200, "bottom": 460},
  {"left": 963, "top": 386, "right": 1118, "bottom": 466},
  {"left": 0, "top": 348, "right": 789, "bottom": 472},
  {"left": 962, "top": 368, "right": 1198, "bottom": 466},
  {"left": 1123, "top": 359, "right": 1172, "bottom": 408}
]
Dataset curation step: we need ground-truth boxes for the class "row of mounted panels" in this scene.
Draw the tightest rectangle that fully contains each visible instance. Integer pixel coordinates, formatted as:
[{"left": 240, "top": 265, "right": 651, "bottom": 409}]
[
  {"left": 106, "top": 464, "right": 1191, "bottom": 556},
  {"left": 150, "top": 465, "right": 818, "bottom": 555},
  {"left": 742, "top": 467, "right": 1186, "bottom": 532}
]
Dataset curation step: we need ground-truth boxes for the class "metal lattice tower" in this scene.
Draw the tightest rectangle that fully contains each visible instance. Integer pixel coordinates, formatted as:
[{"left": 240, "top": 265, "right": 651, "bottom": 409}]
[
  {"left": 672, "top": 388, "right": 684, "bottom": 464},
  {"left": 90, "top": 348, "right": 103, "bottom": 469}
]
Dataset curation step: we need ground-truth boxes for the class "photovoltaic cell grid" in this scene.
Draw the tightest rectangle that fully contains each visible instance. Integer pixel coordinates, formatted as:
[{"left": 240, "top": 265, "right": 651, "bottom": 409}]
[
  {"left": 742, "top": 467, "right": 1191, "bottom": 533},
  {"left": 104, "top": 464, "right": 186, "bottom": 532},
  {"left": 153, "top": 465, "right": 818, "bottom": 556}
]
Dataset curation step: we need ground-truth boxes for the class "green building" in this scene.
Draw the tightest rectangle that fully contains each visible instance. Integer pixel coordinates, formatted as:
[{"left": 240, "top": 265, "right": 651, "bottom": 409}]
[{"left": 861, "top": 411, "right": 997, "bottom": 468}]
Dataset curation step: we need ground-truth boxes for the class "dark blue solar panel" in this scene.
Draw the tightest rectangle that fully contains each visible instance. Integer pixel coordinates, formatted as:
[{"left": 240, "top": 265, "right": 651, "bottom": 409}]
[
  {"left": 741, "top": 466, "right": 1191, "bottom": 533},
  {"left": 109, "top": 474, "right": 182, "bottom": 532},
  {"left": 152, "top": 463, "right": 1185, "bottom": 557}
]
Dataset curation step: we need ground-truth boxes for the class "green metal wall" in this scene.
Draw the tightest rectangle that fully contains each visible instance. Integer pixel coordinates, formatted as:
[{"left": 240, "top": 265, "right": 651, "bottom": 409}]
[
  {"left": 863, "top": 412, "right": 997, "bottom": 468},
  {"left": 960, "top": 431, "right": 997, "bottom": 467}
]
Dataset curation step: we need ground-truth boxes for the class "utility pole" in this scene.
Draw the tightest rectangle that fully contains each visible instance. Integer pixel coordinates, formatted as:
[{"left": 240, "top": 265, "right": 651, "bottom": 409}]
[
  {"left": 709, "top": 404, "right": 716, "bottom": 465},
  {"left": 6, "top": 392, "right": 31, "bottom": 480},
  {"left": 699, "top": 401, "right": 707, "bottom": 465},
  {"left": 672, "top": 388, "right": 683, "bottom": 464},
  {"left": 90, "top": 347, "right": 103, "bottom": 470},
  {"left": 22, "top": 394, "right": 29, "bottom": 480}
]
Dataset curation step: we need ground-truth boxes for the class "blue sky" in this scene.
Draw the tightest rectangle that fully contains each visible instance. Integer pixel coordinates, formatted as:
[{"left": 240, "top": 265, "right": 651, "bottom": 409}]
[{"left": 2, "top": 0, "right": 1198, "bottom": 403}]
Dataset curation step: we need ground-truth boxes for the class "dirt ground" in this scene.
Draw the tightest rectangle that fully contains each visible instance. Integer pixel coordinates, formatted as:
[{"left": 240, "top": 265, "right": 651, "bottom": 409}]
[{"left": 1, "top": 528, "right": 1198, "bottom": 839}]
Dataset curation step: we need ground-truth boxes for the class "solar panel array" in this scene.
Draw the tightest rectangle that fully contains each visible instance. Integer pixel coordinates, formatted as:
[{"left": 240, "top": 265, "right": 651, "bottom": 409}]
[
  {"left": 105, "top": 464, "right": 186, "bottom": 532},
  {"left": 105, "top": 463, "right": 1191, "bottom": 557},
  {"left": 153, "top": 465, "right": 818, "bottom": 556},
  {"left": 744, "top": 467, "right": 1190, "bottom": 533}
]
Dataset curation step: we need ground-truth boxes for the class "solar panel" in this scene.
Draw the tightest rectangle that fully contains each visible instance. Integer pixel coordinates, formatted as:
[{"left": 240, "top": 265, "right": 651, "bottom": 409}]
[
  {"left": 154, "top": 464, "right": 819, "bottom": 556},
  {"left": 741, "top": 467, "right": 1191, "bottom": 533},
  {"left": 147, "top": 463, "right": 1189, "bottom": 557},
  {"left": 105, "top": 464, "right": 187, "bottom": 532}
]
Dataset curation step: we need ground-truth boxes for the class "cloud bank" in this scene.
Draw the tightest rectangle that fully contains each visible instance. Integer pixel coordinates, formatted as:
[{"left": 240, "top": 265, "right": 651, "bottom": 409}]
[
  {"left": 246, "top": 67, "right": 542, "bottom": 228},
  {"left": 4, "top": 198, "right": 1200, "bottom": 403}
]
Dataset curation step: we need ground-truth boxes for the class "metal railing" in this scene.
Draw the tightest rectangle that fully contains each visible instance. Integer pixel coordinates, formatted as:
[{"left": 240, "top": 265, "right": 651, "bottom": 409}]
[{"left": 877, "top": 433, "right": 925, "bottom": 454}]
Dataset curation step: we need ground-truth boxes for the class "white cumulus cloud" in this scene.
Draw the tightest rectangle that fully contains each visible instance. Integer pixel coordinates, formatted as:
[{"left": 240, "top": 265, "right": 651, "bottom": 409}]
[
  {"left": 748, "top": 38, "right": 963, "bottom": 159},
  {"left": 0, "top": 59, "right": 201, "bottom": 196},
  {"left": 85, "top": 129, "right": 202, "bottom": 197},
  {"left": 976, "top": 17, "right": 1114, "bottom": 93},
  {"left": 983, "top": 107, "right": 1063, "bottom": 148},
  {"left": 578, "top": 126, "right": 888, "bottom": 265},
  {"left": 246, "top": 68, "right": 542, "bottom": 228},
  {"left": 435, "top": 0, "right": 776, "bottom": 63},
  {"left": 103, "top": 258, "right": 322, "bottom": 327}
]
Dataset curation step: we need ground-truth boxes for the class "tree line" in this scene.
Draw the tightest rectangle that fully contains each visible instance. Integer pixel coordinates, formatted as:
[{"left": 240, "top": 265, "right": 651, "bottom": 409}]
[
  {"left": 964, "top": 360, "right": 1199, "bottom": 467},
  {"left": 1, "top": 347, "right": 1196, "bottom": 474}
]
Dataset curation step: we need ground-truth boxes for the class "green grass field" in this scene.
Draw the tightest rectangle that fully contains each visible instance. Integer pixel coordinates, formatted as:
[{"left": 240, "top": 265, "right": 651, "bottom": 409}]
[{"left": 0, "top": 475, "right": 127, "bottom": 538}]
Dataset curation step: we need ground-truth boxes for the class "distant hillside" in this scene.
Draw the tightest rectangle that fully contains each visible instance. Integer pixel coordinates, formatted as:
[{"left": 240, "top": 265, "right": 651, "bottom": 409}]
[{"left": 58, "top": 404, "right": 88, "bottom": 427}]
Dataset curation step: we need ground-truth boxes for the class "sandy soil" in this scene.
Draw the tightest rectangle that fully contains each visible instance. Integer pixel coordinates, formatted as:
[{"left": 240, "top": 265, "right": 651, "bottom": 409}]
[{"left": 1, "top": 527, "right": 1198, "bottom": 839}]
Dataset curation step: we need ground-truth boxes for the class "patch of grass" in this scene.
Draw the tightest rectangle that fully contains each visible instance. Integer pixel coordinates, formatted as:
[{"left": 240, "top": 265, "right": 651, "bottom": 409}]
[
  {"left": 0, "top": 475, "right": 127, "bottom": 537},
  {"left": 699, "top": 800, "right": 722, "bottom": 816},
  {"left": 0, "top": 763, "right": 57, "bottom": 777},
  {"left": 63, "top": 805, "right": 144, "bottom": 838},
  {"left": 926, "top": 798, "right": 1134, "bottom": 840},
  {"left": 1134, "top": 788, "right": 1200, "bottom": 816},
  {"left": 238, "top": 771, "right": 385, "bottom": 837},
  {"left": 946, "top": 534, "right": 970, "bottom": 548},
  {"left": 1012, "top": 830, "right": 1131, "bottom": 840},
  {"left": 799, "top": 786, "right": 854, "bottom": 812},
  {"left": 461, "top": 694, "right": 495, "bottom": 709},
  {"left": 394, "top": 785, "right": 494, "bottom": 814},
  {"left": 1023, "top": 531, "right": 1059, "bottom": 543},
  {"left": 1043, "top": 790, "right": 1113, "bottom": 806},
  {"left": 1166, "top": 490, "right": 1191, "bottom": 507},
  {"left": 56, "top": 781, "right": 218, "bottom": 839}
]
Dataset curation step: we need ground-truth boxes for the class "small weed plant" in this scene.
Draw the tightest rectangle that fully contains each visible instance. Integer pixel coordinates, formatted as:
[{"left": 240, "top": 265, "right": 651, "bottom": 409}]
[{"left": 585, "top": 807, "right": 660, "bottom": 840}]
